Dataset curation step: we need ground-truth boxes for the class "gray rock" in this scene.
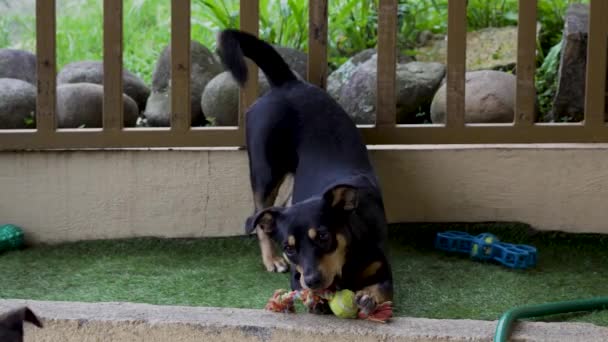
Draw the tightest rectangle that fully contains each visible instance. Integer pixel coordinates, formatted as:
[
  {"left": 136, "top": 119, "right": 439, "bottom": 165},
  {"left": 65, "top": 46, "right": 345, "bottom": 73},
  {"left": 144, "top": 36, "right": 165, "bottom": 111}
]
[
  {"left": 273, "top": 45, "right": 307, "bottom": 80},
  {"left": 328, "top": 49, "right": 413, "bottom": 102},
  {"left": 202, "top": 69, "right": 305, "bottom": 126},
  {"left": 417, "top": 25, "right": 539, "bottom": 71},
  {"left": 338, "top": 56, "right": 445, "bottom": 124},
  {"left": 57, "top": 83, "right": 139, "bottom": 128},
  {"left": 328, "top": 49, "right": 376, "bottom": 101},
  {"left": 0, "top": 49, "right": 36, "bottom": 85},
  {"left": 430, "top": 70, "right": 516, "bottom": 124},
  {"left": 0, "top": 78, "right": 36, "bottom": 129},
  {"left": 201, "top": 72, "right": 270, "bottom": 126},
  {"left": 145, "top": 40, "right": 223, "bottom": 126},
  {"left": 142, "top": 91, "right": 170, "bottom": 127},
  {"left": 550, "top": 4, "right": 589, "bottom": 122},
  {"left": 195, "top": 45, "right": 305, "bottom": 127},
  {"left": 57, "top": 61, "right": 150, "bottom": 113}
]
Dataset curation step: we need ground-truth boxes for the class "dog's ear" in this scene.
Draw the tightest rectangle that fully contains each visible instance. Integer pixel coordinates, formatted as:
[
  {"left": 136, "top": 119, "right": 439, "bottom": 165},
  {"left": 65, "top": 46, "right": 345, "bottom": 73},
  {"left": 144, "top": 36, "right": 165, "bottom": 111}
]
[
  {"left": 323, "top": 184, "right": 358, "bottom": 212},
  {"left": 244, "top": 208, "right": 282, "bottom": 235},
  {"left": 0, "top": 307, "right": 42, "bottom": 339}
]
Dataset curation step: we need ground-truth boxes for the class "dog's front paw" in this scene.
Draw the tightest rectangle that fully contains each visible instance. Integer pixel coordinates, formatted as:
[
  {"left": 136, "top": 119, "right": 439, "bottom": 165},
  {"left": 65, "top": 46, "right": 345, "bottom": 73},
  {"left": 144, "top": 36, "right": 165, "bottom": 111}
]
[
  {"left": 355, "top": 291, "right": 378, "bottom": 315},
  {"left": 264, "top": 256, "right": 289, "bottom": 273}
]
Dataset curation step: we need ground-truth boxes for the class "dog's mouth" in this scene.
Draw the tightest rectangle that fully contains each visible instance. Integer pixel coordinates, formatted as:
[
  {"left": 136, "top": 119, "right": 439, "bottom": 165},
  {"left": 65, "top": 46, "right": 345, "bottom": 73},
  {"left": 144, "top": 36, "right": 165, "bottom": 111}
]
[{"left": 317, "top": 277, "right": 338, "bottom": 291}]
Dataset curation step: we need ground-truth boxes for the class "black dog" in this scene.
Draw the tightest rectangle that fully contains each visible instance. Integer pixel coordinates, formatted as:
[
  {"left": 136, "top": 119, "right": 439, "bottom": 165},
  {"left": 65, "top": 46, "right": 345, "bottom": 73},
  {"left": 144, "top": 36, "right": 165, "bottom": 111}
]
[
  {"left": 218, "top": 29, "right": 393, "bottom": 313},
  {"left": 0, "top": 307, "right": 43, "bottom": 342}
]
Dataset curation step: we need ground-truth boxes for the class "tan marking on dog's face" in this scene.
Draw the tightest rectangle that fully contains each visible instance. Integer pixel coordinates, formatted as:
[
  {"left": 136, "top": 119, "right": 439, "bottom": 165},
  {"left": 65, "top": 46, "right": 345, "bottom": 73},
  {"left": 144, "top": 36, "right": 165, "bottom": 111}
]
[
  {"left": 295, "top": 265, "right": 306, "bottom": 288},
  {"left": 360, "top": 261, "right": 382, "bottom": 279},
  {"left": 288, "top": 235, "right": 296, "bottom": 247},
  {"left": 317, "top": 233, "right": 347, "bottom": 288},
  {"left": 308, "top": 228, "right": 317, "bottom": 240}
]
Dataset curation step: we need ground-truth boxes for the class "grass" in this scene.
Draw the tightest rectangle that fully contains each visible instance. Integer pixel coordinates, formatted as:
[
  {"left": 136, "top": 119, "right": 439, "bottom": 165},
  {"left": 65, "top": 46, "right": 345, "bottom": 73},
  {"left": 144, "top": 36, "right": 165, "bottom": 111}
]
[{"left": 1, "top": 223, "right": 608, "bottom": 326}]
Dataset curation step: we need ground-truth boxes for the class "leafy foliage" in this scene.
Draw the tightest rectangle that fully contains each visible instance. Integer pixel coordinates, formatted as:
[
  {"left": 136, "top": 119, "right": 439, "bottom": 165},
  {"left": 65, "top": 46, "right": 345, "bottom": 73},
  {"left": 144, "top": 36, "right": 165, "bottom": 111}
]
[
  {"left": 535, "top": 41, "right": 562, "bottom": 122},
  {"left": 0, "top": 0, "right": 592, "bottom": 118}
]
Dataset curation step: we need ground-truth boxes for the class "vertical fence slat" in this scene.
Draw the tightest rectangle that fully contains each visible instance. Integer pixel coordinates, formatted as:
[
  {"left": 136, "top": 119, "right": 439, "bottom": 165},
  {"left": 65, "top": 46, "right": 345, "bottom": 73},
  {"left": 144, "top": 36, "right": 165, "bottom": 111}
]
[
  {"left": 103, "top": 0, "right": 123, "bottom": 130},
  {"left": 36, "top": 0, "right": 56, "bottom": 133},
  {"left": 238, "top": 0, "right": 259, "bottom": 125},
  {"left": 308, "top": 0, "right": 328, "bottom": 88},
  {"left": 446, "top": 0, "right": 467, "bottom": 127},
  {"left": 515, "top": 0, "right": 537, "bottom": 126},
  {"left": 376, "top": 0, "right": 397, "bottom": 126},
  {"left": 170, "top": 0, "right": 191, "bottom": 131},
  {"left": 584, "top": 0, "right": 608, "bottom": 126}
]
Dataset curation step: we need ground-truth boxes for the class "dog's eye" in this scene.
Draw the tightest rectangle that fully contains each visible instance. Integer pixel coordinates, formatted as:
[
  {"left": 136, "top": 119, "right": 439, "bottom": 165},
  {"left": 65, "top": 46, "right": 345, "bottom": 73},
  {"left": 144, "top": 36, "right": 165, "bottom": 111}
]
[{"left": 318, "top": 231, "right": 330, "bottom": 241}]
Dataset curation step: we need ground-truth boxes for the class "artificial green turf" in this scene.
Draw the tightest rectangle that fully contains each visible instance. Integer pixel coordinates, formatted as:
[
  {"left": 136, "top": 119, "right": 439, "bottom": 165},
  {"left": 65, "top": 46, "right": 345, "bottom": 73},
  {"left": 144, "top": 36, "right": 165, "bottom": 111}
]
[{"left": 1, "top": 223, "right": 607, "bottom": 326}]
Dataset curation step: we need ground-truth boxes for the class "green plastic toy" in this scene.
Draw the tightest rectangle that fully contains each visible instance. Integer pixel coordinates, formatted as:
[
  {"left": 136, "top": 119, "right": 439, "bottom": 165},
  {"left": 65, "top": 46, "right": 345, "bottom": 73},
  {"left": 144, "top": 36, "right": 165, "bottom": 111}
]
[{"left": 0, "top": 224, "right": 25, "bottom": 253}]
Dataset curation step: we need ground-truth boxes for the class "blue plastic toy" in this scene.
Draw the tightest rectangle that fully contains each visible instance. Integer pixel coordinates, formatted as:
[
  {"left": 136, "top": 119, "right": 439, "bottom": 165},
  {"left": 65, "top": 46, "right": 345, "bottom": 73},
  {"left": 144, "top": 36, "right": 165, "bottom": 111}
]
[{"left": 434, "top": 231, "right": 537, "bottom": 269}]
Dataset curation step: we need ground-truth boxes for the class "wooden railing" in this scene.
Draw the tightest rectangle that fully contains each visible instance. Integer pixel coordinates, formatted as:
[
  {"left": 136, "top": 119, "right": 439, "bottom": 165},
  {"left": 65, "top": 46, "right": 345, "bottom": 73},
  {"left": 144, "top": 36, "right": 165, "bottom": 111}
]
[{"left": 0, "top": 0, "right": 606, "bottom": 150}]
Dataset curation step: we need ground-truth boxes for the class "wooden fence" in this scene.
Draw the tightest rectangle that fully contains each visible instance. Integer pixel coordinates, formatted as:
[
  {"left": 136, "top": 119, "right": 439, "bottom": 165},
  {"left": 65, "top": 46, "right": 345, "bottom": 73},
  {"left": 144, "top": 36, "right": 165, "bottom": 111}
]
[{"left": 0, "top": 0, "right": 607, "bottom": 149}]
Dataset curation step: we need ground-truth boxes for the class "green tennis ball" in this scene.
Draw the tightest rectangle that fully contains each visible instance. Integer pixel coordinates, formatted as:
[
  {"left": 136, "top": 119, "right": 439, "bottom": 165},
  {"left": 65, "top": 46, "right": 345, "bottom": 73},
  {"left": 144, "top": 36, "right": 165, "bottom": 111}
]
[{"left": 328, "top": 289, "right": 358, "bottom": 319}]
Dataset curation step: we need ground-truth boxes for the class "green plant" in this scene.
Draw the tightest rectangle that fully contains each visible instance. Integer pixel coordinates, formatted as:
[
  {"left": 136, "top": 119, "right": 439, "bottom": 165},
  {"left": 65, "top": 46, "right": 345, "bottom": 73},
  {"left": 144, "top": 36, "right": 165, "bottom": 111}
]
[
  {"left": 328, "top": 1, "right": 378, "bottom": 67},
  {"left": 0, "top": 0, "right": 592, "bottom": 91},
  {"left": 466, "top": 0, "right": 518, "bottom": 30},
  {"left": 191, "top": 0, "right": 308, "bottom": 51},
  {"left": 537, "top": 0, "right": 589, "bottom": 55},
  {"left": 535, "top": 41, "right": 562, "bottom": 121},
  {"left": 396, "top": 0, "right": 447, "bottom": 54},
  {"left": 56, "top": 0, "right": 103, "bottom": 69}
]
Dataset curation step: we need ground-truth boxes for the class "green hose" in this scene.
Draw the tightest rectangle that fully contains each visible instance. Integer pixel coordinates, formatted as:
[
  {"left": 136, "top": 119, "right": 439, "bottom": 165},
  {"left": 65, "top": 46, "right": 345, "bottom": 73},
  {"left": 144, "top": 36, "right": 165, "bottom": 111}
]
[{"left": 494, "top": 297, "right": 608, "bottom": 342}]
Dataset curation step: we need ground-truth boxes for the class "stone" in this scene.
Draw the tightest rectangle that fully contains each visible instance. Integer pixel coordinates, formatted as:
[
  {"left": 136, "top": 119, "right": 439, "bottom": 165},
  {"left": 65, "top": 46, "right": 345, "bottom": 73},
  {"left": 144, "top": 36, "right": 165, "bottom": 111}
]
[
  {"left": 327, "top": 49, "right": 376, "bottom": 101},
  {"left": 416, "top": 25, "right": 539, "bottom": 71},
  {"left": 57, "top": 61, "right": 150, "bottom": 113},
  {"left": 273, "top": 45, "right": 308, "bottom": 81},
  {"left": 328, "top": 49, "right": 413, "bottom": 102},
  {"left": 57, "top": 83, "right": 139, "bottom": 128},
  {"left": 550, "top": 3, "right": 590, "bottom": 122},
  {"left": 337, "top": 56, "right": 445, "bottom": 124},
  {"left": 0, "top": 78, "right": 36, "bottom": 129},
  {"left": 145, "top": 40, "right": 223, "bottom": 127},
  {"left": 202, "top": 69, "right": 304, "bottom": 126},
  {"left": 0, "top": 49, "right": 36, "bottom": 85},
  {"left": 201, "top": 72, "right": 270, "bottom": 126},
  {"left": 430, "top": 70, "right": 516, "bottom": 124}
]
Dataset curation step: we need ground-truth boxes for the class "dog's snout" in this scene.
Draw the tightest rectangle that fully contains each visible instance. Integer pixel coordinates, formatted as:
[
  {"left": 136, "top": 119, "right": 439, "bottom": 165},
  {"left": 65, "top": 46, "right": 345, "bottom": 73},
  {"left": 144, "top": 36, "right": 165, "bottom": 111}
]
[{"left": 304, "top": 273, "right": 323, "bottom": 289}]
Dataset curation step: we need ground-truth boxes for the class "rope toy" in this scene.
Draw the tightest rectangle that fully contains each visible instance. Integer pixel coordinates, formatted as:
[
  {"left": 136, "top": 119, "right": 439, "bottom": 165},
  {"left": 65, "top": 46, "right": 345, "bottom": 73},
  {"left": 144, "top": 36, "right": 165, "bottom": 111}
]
[{"left": 265, "top": 288, "right": 393, "bottom": 323}]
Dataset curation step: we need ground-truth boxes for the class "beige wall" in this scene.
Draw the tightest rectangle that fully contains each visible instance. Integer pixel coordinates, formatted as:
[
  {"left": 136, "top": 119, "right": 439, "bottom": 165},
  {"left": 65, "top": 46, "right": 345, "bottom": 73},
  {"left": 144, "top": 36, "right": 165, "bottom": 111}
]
[{"left": 1, "top": 145, "right": 607, "bottom": 244}]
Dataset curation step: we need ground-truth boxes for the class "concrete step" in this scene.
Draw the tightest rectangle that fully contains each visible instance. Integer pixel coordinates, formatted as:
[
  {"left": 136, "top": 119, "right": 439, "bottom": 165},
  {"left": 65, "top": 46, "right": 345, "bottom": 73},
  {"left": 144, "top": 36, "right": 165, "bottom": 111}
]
[{"left": 2, "top": 299, "right": 607, "bottom": 342}]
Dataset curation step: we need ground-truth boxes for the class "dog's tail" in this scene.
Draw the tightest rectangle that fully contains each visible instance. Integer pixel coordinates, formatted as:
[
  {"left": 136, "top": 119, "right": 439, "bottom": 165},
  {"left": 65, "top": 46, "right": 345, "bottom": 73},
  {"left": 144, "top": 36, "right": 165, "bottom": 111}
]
[{"left": 217, "top": 29, "right": 298, "bottom": 88}]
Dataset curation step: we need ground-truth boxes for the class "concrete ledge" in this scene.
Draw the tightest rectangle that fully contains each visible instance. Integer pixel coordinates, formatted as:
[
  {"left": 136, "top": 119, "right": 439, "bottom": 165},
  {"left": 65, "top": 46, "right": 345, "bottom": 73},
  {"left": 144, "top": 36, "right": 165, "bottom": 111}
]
[
  {"left": 2, "top": 299, "right": 607, "bottom": 342},
  {"left": 2, "top": 144, "right": 608, "bottom": 243}
]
